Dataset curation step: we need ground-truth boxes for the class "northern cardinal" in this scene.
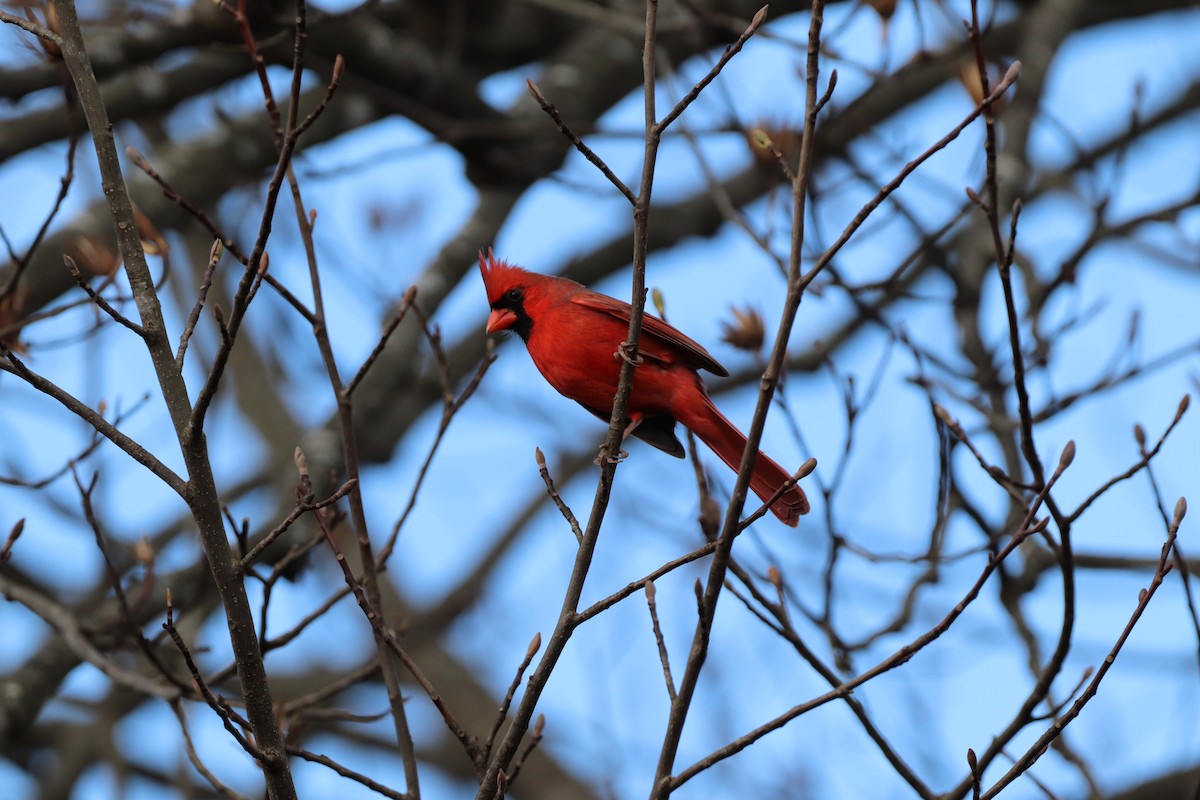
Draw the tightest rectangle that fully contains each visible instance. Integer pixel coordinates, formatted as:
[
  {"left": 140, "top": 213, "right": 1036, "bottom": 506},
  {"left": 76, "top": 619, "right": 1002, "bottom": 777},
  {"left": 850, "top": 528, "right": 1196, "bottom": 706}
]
[{"left": 480, "top": 251, "right": 809, "bottom": 526}]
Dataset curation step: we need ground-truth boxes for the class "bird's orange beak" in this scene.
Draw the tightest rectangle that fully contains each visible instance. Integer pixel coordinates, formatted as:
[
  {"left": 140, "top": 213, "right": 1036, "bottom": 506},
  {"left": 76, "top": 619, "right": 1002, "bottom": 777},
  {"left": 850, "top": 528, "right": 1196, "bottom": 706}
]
[{"left": 486, "top": 308, "right": 518, "bottom": 334}]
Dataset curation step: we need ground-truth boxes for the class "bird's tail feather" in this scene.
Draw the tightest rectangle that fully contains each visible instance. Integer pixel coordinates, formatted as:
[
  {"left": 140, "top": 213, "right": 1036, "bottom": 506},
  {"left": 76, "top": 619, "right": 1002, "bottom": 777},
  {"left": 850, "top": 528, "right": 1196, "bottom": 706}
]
[{"left": 683, "top": 397, "right": 809, "bottom": 526}]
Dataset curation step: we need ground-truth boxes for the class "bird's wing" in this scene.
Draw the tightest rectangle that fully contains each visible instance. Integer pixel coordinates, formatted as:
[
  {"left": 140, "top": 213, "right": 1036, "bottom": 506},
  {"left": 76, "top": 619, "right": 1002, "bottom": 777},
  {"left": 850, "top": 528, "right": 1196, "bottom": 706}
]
[{"left": 571, "top": 292, "right": 729, "bottom": 377}]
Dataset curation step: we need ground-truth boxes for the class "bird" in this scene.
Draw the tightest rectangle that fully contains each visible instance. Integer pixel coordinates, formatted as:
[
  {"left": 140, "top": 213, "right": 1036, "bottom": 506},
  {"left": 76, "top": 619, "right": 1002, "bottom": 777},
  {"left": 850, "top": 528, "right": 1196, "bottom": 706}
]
[{"left": 479, "top": 250, "right": 810, "bottom": 526}]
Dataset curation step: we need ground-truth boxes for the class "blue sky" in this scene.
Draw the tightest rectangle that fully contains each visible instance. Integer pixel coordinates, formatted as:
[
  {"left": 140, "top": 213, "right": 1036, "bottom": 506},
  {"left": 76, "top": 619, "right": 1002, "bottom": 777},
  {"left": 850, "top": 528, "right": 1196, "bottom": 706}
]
[{"left": 2, "top": 1, "right": 1199, "bottom": 798}]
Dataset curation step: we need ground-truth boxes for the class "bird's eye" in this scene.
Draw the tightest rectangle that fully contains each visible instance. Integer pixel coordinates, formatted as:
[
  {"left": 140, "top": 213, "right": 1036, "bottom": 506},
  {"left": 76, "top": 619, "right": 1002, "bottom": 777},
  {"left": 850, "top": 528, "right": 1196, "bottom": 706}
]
[{"left": 506, "top": 288, "right": 523, "bottom": 302}]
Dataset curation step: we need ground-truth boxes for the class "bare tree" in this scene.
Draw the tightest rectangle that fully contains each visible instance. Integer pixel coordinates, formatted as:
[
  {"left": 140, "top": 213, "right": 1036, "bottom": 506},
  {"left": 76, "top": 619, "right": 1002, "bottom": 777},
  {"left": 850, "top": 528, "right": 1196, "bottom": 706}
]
[{"left": 1, "top": 1, "right": 1197, "bottom": 799}]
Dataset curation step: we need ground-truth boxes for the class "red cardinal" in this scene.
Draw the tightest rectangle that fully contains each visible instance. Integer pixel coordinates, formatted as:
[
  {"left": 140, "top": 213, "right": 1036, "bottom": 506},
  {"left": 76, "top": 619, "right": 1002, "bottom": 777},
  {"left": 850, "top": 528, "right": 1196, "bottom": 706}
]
[{"left": 480, "top": 251, "right": 809, "bottom": 526}]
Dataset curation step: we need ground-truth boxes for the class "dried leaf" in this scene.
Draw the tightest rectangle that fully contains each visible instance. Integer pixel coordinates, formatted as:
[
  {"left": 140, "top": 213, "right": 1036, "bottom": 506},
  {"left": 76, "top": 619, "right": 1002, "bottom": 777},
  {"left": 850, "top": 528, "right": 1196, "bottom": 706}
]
[
  {"left": 0, "top": 281, "right": 30, "bottom": 354},
  {"left": 68, "top": 234, "right": 120, "bottom": 277},
  {"left": 133, "top": 537, "right": 155, "bottom": 564},
  {"left": 721, "top": 305, "right": 765, "bottom": 353},
  {"left": 865, "top": 0, "right": 898, "bottom": 20},
  {"left": 134, "top": 206, "right": 168, "bottom": 256},
  {"left": 767, "top": 565, "right": 782, "bottom": 588}
]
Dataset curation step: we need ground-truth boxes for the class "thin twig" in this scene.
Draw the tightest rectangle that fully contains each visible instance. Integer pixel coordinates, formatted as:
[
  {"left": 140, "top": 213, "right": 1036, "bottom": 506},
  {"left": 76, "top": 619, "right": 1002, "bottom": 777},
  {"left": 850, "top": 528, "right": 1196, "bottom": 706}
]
[
  {"left": 1068, "top": 394, "right": 1189, "bottom": 522},
  {"left": 645, "top": 581, "right": 677, "bottom": 702},
  {"left": 291, "top": 170, "right": 423, "bottom": 783},
  {"left": 286, "top": 747, "right": 409, "bottom": 800},
  {"left": 967, "top": 0, "right": 1043, "bottom": 489},
  {"left": 0, "top": 572, "right": 178, "bottom": 701},
  {"left": 238, "top": 477, "right": 357, "bottom": 570},
  {"left": 1136, "top": 429, "right": 1200, "bottom": 670},
  {"left": 264, "top": 583, "right": 351, "bottom": 652},
  {"left": 63, "top": 255, "right": 146, "bottom": 336},
  {"left": 376, "top": 337, "right": 497, "bottom": 565},
  {"left": 652, "top": 4, "right": 823, "bottom": 793},
  {"left": 345, "top": 285, "right": 418, "bottom": 397},
  {"left": 655, "top": 5, "right": 767, "bottom": 134},
  {"left": 70, "top": 466, "right": 191, "bottom": 692},
  {"left": 934, "top": 403, "right": 1031, "bottom": 500},
  {"left": 980, "top": 498, "right": 1186, "bottom": 798},
  {"left": 312, "top": 502, "right": 481, "bottom": 767},
  {"left": 505, "top": 714, "right": 545, "bottom": 787},
  {"left": 170, "top": 700, "right": 251, "bottom": 800},
  {"left": 483, "top": 632, "right": 543, "bottom": 769},
  {"left": 162, "top": 592, "right": 262, "bottom": 760},
  {"left": 1, "top": 127, "right": 79, "bottom": 305},
  {"left": 738, "top": 458, "right": 818, "bottom": 530},
  {"left": 0, "top": 9, "right": 63, "bottom": 45},
  {"left": 0, "top": 518, "right": 24, "bottom": 564},
  {"left": 125, "top": 146, "right": 317, "bottom": 325},
  {"left": 229, "top": 0, "right": 283, "bottom": 143},
  {"left": 577, "top": 540, "right": 719, "bottom": 624},
  {"left": 294, "top": 54, "right": 345, "bottom": 138},
  {"left": 526, "top": 79, "right": 636, "bottom": 205},
  {"left": 51, "top": 3, "right": 296, "bottom": 791},
  {"left": 799, "top": 60, "right": 1021, "bottom": 294},
  {"left": 175, "top": 239, "right": 222, "bottom": 367},
  {"left": 669, "top": 443, "right": 1072, "bottom": 792},
  {"left": 535, "top": 447, "right": 583, "bottom": 543},
  {"left": 722, "top": 557, "right": 936, "bottom": 798},
  {"left": 282, "top": 660, "right": 381, "bottom": 715},
  {"left": 0, "top": 348, "right": 187, "bottom": 495}
]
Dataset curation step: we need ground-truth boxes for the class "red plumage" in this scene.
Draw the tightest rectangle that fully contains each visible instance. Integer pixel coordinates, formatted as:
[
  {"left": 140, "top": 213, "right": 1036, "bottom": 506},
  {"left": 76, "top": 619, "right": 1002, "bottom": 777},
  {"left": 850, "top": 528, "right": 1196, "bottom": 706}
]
[{"left": 480, "top": 250, "right": 809, "bottom": 526}]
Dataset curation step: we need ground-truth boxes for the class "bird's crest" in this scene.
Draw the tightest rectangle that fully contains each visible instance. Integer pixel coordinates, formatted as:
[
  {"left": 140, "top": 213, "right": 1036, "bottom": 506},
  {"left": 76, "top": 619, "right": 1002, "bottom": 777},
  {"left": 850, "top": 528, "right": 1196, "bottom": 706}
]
[{"left": 478, "top": 248, "right": 530, "bottom": 305}]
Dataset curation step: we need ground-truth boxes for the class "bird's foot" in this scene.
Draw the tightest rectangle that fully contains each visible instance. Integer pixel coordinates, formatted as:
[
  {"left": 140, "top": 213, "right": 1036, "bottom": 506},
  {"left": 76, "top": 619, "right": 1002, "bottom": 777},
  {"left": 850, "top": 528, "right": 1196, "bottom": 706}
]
[
  {"left": 614, "top": 341, "right": 644, "bottom": 366},
  {"left": 594, "top": 443, "right": 629, "bottom": 465}
]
